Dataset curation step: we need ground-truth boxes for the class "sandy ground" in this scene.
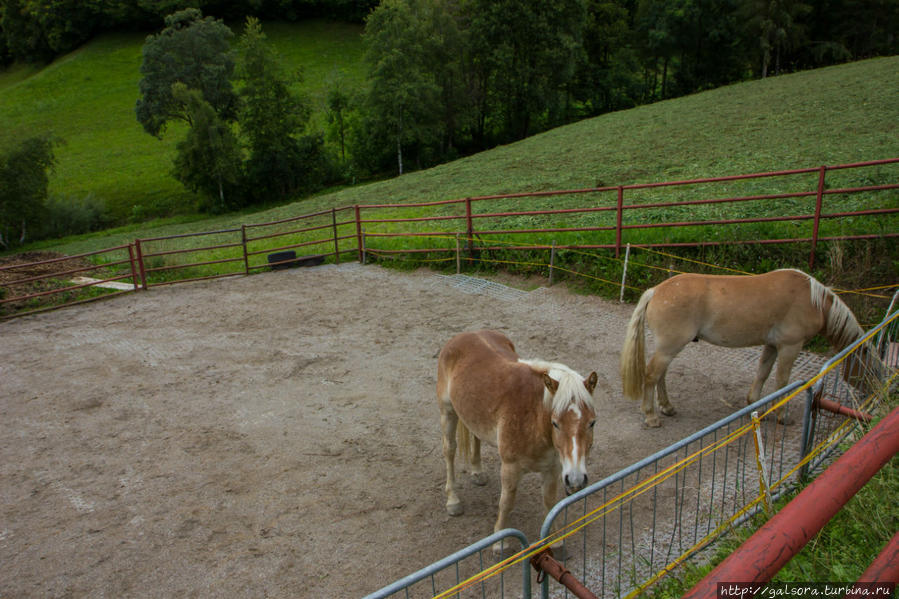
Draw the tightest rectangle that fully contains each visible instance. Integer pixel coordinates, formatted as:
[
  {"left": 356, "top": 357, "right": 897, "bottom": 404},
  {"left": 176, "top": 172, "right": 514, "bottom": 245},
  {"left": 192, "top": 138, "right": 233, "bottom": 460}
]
[{"left": 0, "top": 263, "right": 827, "bottom": 598}]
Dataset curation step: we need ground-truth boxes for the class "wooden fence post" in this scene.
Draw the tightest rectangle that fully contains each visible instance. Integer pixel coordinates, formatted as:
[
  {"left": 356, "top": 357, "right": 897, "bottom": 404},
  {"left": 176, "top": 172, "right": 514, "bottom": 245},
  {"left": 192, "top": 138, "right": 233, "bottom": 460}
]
[
  {"left": 619, "top": 243, "right": 631, "bottom": 303},
  {"left": 549, "top": 240, "right": 557, "bottom": 286}
]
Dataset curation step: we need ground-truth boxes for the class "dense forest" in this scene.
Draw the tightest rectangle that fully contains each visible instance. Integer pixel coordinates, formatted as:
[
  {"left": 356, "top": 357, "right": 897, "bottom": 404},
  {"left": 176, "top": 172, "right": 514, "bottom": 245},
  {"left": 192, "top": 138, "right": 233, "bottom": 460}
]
[{"left": 3, "top": 0, "right": 897, "bottom": 171}]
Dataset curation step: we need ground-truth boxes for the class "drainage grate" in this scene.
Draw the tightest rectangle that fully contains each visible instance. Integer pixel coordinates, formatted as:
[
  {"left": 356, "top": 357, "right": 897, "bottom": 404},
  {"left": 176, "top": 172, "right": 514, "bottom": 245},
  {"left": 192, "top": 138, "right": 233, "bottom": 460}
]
[{"left": 433, "top": 274, "right": 530, "bottom": 302}]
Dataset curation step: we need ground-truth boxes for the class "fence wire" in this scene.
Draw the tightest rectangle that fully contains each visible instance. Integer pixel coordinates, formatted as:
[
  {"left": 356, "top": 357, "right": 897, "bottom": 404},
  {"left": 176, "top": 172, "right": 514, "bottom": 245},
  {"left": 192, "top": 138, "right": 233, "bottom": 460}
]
[{"left": 367, "top": 286, "right": 898, "bottom": 599}]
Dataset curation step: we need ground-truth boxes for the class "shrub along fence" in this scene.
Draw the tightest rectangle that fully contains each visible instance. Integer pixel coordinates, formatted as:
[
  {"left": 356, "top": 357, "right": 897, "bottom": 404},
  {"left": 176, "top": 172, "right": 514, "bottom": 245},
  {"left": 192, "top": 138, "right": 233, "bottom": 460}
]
[{"left": 1, "top": 158, "right": 896, "bottom": 319}]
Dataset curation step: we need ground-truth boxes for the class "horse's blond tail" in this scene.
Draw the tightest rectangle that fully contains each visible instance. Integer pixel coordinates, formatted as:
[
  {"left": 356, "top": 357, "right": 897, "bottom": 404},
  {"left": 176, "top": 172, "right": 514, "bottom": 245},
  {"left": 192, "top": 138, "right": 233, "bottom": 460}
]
[
  {"left": 456, "top": 420, "right": 474, "bottom": 464},
  {"left": 620, "top": 287, "right": 654, "bottom": 401}
]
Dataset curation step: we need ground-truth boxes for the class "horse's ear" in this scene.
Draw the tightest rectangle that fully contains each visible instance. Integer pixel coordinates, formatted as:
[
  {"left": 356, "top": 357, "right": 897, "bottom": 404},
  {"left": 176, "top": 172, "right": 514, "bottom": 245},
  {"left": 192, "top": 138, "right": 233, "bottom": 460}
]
[
  {"left": 543, "top": 373, "right": 559, "bottom": 394},
  {"left": 584, "top": 372, "right": 598, "bottom": 394}
]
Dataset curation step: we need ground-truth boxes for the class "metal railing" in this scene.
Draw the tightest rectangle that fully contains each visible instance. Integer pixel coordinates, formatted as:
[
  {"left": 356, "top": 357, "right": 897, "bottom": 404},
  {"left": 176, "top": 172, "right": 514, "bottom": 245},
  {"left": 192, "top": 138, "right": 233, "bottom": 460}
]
[
  {"left": 368, "top": 291, "right": 898, "bottom": 599},
  {"left": 1, "top": 159, "right": 896, "bottom": 319}
]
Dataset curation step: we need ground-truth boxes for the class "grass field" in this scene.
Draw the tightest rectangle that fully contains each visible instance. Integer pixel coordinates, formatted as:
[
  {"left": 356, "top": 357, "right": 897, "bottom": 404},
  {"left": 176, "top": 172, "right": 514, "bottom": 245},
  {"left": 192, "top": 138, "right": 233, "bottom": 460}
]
[
  {"left": 0, "top": 20, "right": 366, "bottom": 223},
  {"left": 2, "top": 33, "right": 897, "bottom": 311}
]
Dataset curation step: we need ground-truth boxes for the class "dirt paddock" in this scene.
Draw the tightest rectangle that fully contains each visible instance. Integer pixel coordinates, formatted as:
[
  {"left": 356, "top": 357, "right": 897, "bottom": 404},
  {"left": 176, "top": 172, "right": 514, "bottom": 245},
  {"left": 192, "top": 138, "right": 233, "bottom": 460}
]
[{"left": 0, "top": 263, "right": 829, "bottom": 598}]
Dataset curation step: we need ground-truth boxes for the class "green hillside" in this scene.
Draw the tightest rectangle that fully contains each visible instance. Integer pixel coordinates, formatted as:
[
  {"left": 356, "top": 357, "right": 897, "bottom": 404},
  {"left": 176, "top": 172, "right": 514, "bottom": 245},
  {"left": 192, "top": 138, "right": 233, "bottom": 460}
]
[
  {"left": 1, "top": 17, "right": 896, "bottom": 260},
  {"left": 0, "top": 20, "right": 366, "bottom": 222}
]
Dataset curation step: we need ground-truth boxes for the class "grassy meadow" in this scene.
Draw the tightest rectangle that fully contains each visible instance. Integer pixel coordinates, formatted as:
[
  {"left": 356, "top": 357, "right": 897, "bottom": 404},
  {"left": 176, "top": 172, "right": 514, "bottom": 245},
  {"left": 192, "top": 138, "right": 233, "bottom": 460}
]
[
  {"left": 1, "top": 23, "right": 897, "bottom": 311},
  {"left": 0, "top": 20, "right": 366, "bottom": 223}
]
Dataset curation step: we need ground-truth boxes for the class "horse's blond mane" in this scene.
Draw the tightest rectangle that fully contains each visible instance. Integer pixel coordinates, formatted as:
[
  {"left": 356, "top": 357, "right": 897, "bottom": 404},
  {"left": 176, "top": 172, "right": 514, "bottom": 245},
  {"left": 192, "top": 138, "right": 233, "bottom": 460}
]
[
  {"left": 519, "top": 358, "right": 595, "bottom": 415},
  {"left": 780, "top": 268, "right": 864, "bottom": 349}
]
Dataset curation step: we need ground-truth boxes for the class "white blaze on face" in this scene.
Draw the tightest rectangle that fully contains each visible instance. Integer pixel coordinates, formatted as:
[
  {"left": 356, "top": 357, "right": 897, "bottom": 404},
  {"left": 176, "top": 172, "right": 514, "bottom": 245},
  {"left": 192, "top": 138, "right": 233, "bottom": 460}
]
[{"left": 559, "top": 406, "right": 589, "bottom": 493}]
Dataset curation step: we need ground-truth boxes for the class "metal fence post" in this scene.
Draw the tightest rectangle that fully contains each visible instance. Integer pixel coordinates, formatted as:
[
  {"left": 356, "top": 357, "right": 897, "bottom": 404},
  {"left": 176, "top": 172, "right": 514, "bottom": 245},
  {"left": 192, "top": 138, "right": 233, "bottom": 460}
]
[
  {"left": 134, "top": 239, "right": 148, "bottom": 290},
  {"left": 241, "top": 225, "right": 250, "bottom": 275},
  {"left": 127, "top": 243, "right": 140, "bottom": 291},
  {"left": 355, "top": 205, "right": 363, "bottom": 263},
  {"left": 332, "top": 208, "right": 341, "bottom": 264},
  {"left": 615, "top": 186, "right": 624, "bottom": 258},
  {"left": 465, "top": 198, "right": 474, "bottom": 256},
  {"left": 809, "top": 165, "right": 827, "bottom": 269},
  {"left": 455, "top": 233, "right": 461, "bottom": 274}
]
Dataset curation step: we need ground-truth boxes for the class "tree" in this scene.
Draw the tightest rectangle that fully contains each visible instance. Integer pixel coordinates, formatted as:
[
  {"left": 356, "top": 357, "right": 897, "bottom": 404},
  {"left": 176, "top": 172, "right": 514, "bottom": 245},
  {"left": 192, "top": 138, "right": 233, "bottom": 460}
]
[
  {"left": 0, "top": 136, "right": 56, "bottom": 248},
  {"left": 466, "top": 0, "right": 586, "bottom": 142},
  {"left": 577, "top": 0, "right": 641, "bottom": 115},
  {"left": 745, "top": 0, "right": 811, "bottom": 77},
  {"left": 170, "top": 84, "right": 243, "bottom": 213},
  {"left": 326, "top": 82, "right": 351, "bottom": 164},
  {"left": 236, "top": 16, "right": 326, "bottom": 201},
  {"left": 135, "top": 8, "right": 238, "bottom": 138},
  {"left": 362, "top": 0, "right": 443, "bottom": 175}
]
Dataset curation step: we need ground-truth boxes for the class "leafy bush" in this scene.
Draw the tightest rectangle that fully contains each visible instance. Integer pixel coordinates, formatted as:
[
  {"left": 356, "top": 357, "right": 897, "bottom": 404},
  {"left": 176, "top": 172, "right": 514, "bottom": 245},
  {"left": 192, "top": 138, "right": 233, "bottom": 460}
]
[{"left": 40, "top": 193, "right": 111, "bottom": 238}]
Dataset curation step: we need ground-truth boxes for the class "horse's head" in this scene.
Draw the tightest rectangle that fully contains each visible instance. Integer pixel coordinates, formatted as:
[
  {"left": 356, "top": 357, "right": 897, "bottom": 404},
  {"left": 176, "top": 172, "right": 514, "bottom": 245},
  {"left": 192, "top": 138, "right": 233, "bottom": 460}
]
[{"left": 543, "top": 369, "right": 599, "bottom": 496}]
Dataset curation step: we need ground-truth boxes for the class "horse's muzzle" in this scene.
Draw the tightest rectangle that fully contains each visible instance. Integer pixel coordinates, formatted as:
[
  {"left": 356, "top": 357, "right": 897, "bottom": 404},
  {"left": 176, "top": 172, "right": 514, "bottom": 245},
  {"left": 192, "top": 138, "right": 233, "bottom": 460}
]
[{"left": 564, "top": 473, "right": 588, "bottom": 496}]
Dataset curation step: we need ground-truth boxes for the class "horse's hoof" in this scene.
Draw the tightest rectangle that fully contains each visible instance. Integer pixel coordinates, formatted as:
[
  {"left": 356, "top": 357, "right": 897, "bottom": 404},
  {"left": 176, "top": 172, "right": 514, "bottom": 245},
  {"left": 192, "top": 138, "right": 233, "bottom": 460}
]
[
  {"left": 661, "top": 405, "right": 676, "bottom": 416},
  {"left": 492, "top": 542, "right": 513, "bottom": 558},
  {"left": 446, "top": 502, "right": 463, "bottom": 516},
  {"left": 471, "top": 472, "right": 487, "bottom": 486},
  {"left": 644, "top": 416, "right": 662, "bottom": 428}
]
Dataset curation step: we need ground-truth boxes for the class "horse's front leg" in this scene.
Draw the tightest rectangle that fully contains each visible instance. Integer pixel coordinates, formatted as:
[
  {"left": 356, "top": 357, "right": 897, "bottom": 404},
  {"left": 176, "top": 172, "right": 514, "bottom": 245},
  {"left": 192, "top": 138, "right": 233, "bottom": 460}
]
[
  {"left": 440, "top": 409, "right": 463, "bottom": 516},
  {"left": 492, "top": 461, "right": 523, "bottom": 556},
  {"left": 470, "top": 435, "right": 486, "bottom": 486},
  {"left": 540, "top": 461, "right": 567, "bottom": 557}
]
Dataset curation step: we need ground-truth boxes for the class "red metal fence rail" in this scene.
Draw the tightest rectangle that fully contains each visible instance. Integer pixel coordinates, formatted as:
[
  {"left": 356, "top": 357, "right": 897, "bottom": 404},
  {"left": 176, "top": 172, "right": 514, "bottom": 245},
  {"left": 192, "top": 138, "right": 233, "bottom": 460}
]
[
  {"left": 0, "top": 245, "right": 138, "bottom": 318},
  {"left": 1, "top": 158, "right": 896, "bottom": 319},
  {"left": 356, "top": 157, "right": 899, "bottom": 267},
  {"left": 681, "top": 405, "right": 899, "bottom": 599}
]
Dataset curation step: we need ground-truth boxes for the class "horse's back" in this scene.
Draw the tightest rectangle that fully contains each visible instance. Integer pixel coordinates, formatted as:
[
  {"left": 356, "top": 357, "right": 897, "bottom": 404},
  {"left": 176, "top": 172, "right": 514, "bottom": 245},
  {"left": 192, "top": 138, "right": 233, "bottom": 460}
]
[
  {"left": 648, "top": 269, "right": 822, "bottom": 347},
  {"left": 438, "top": 330, "right": 517, "bottom": 373},
  {"left": 437, "top": 330, "right": 536, "bottom": 441}
]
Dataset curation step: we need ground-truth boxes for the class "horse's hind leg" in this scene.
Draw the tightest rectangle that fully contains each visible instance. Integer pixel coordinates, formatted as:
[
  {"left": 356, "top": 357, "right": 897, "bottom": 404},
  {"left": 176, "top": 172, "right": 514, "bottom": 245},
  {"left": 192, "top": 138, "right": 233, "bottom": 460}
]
[
  {"left": 644, "top": 351, "right": 677, "bottom": 427},
  {"left": 657, "top": 371, "right": 676, "bottom": 417},
  {"left": 772, "top": 343, "right": 802, "bottom": 424},
  {"left": 747, "top": 345, "right": 777, "bottom": 406},
  {"left": 439, "top": 407, "right": 463, "bottom": 516},
  {"left": 470, "top": 436, "right": 486, "bottom": 486}
]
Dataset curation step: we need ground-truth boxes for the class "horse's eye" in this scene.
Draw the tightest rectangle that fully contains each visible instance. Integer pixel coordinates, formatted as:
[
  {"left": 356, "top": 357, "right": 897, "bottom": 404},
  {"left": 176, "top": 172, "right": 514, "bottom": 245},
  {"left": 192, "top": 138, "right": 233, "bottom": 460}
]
[
  {"left": 552, "top": 421, "right": 560, "bottom": 430},
  {"left": 589, "top": 420, "right": 596, "bottom": 429}
]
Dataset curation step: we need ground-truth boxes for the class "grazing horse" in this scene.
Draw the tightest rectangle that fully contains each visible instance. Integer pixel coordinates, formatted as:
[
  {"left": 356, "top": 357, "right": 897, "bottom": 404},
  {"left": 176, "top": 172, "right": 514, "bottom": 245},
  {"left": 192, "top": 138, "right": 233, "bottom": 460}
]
[
  {"left": 620, "top": 269, "right": 866, "bottom": 427},
  {"left": 437, "top": 330, "right": 599, "bottom": 552}
]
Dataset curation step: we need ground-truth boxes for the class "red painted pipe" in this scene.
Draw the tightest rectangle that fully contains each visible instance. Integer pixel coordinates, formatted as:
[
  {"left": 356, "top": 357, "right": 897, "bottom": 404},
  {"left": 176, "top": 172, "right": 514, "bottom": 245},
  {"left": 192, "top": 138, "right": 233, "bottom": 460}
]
[
  {"left": 682, "top": 406, "right": 899, "bottom": 599},
  {"left": 815, "top": 396, "right": 873, "bottom": 422},
  {"left": 531, "top": 549, "right": 599, "bottom": 599},
  {"left": 852, "top": 529, "right": 899, "bottom": 585}
]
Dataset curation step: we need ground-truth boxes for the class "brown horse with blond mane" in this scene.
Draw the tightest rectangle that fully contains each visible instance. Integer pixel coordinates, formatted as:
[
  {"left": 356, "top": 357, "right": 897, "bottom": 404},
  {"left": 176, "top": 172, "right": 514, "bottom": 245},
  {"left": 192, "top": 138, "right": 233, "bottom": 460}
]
[
  {"left": 437, "top": 330, "right": 599, "bottom": 553},
  {"left": 620, "top": 269, "right": 868, "bottom": 427}
]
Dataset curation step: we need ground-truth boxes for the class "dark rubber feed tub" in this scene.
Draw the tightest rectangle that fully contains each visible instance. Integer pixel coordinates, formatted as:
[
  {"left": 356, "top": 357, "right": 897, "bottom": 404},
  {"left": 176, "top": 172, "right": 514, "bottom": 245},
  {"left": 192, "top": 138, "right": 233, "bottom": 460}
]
[{"left": 267, "top": 251, "right": 325, "bottom": 269}]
